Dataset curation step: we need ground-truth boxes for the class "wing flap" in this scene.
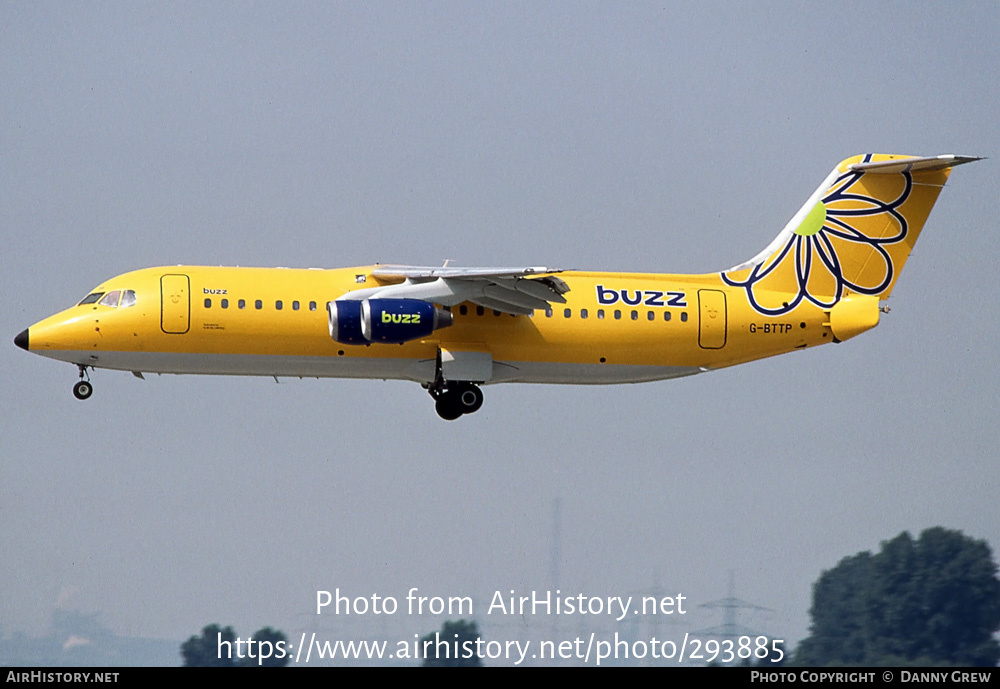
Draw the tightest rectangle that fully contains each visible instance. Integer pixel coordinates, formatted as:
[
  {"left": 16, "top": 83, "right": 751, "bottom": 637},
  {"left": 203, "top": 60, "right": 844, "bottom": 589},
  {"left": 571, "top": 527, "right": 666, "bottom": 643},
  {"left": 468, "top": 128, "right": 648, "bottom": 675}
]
[
  {"left": 471, "top": 296, "right": 535, "bottom": 316},
  {"left": 511, "top": 275, "right": 569, "bottom": 303},
  {"left": 340, "top": 265, "right": 570, "bottom": 315},
  {"left": 372, "top": 265, "right": 558, "bottom": 280},
  {"left": 483, "top": 283, "right": 552, "bottom": 311}
]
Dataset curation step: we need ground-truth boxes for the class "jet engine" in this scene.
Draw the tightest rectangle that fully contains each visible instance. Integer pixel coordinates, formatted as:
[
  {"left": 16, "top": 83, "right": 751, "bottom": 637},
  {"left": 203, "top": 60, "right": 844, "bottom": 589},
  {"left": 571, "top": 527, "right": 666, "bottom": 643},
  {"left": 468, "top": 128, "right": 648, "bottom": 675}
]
[{"left": 328, "top": 298, "right": 453, "bottom": 345}]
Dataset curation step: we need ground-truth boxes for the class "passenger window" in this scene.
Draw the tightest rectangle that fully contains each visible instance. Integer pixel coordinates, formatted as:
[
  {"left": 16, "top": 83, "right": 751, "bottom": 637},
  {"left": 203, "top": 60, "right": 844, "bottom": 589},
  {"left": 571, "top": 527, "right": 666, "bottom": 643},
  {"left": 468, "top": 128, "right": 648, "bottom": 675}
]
[
  {"left": 564, "top": 308, "right": 571, "bottom": 318},
  {"left": 681, "top": 312, "right": 688, "bottom": 322},
  {"left": 292, "top": 301, "right": 300, "bottom": 310},
  {"left": 460, "top": 305, "right": 468, "bottom": 316},
  {"left": 477, "top": 306, "right": 485, "bottom": 316},
  {"left": 647, "top": 311, "right": 654, "bottom": 321},
  {"left": 597, "top": 309, "right": 604, "bottom": 320},
  {"left": 239, "top": 299, "right": 246, "bottom": 309},
  {"left": 581, "top": 309, "right": 588, "bottom": 319},
  {"left": 664, "top": 311, "right": 671, "bottom": 321},
  {"left": 309, "top": 301, "right": 317, "bottom": 311},
  {"left": 276, "top": 300, "right": 283, "bottom": 310},
  {"left": 545, "top": 308, "right": 553, "bottom": 318},
  {"left": 120, "top": 290, "right": 137, "bottom": 308},
  {"left": 78, "top": 292, "right": 104, "bottom": 305},
  {"left": 255, "top": 300, "right": 263, "bottom": 310},
  {"left": 631, "top": 310, "right": 638, "bottom": 320},
  {"left": 221, "top": 299, "right": 229, "bottom": 309},
  {"left": 204, "top": 298, "right": 212, "bottom": 308},
  {"left": 99, "top": 291, "right": 121, "bottom": 307},
  {"left": 614, "top": 310, "right": 621, "bottom": 320}
]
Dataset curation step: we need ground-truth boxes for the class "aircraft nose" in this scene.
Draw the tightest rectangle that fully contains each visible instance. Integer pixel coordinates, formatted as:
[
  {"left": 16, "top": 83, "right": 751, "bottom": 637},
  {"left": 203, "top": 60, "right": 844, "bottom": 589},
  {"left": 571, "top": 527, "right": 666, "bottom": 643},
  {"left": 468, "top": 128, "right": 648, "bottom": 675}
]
[{"left": 14, "top": 328, "right": 29, "bottom": 351}]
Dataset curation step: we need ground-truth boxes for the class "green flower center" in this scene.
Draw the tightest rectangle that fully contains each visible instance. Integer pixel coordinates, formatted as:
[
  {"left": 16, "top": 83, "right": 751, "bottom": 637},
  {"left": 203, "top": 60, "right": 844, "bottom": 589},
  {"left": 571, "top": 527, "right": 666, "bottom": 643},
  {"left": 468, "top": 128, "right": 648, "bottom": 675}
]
[{"left": 794, "top": 201, "right": 827, "bottom": 237}]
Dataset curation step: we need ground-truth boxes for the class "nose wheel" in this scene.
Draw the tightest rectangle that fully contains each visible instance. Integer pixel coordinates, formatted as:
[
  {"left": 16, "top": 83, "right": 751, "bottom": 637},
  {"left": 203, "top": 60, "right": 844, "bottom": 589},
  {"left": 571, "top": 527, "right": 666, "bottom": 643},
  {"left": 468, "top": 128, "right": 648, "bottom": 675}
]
[
  {"left": 430, "top": 382, "right": 484, "bottom": 420},
  {"left": 73, "top": 381, "right": 94, "bottom": 400},
  {"left": 73, "top": 365, "right": 93, "bottom": 400}
]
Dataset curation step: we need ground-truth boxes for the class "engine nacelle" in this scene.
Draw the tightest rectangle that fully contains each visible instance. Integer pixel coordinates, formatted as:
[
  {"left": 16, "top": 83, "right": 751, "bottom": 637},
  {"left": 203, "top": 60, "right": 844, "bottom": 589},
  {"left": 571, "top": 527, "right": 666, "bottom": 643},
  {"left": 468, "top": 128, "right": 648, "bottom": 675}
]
[{"left": 328, "top": 298, "right": 453, "bottom": 345}]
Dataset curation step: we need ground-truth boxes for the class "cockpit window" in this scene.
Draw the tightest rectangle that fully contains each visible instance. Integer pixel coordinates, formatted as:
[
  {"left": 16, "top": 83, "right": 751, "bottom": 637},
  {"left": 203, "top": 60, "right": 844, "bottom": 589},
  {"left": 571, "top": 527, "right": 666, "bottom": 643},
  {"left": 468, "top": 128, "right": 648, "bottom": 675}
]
[
  {"left": 78, "top": 292, "right": 104, "bottom": 305},
  {"left": 120, "top": 290, "right": 136, "bottom": 308},
  {"left": 99, "top": 291, "right": 122, "bottom": 307}
]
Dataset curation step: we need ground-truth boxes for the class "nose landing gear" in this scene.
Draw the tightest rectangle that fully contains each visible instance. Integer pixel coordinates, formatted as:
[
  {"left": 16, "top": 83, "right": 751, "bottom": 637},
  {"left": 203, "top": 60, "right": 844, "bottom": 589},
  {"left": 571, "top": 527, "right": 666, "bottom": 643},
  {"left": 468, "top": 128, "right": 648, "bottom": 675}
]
[{"left": 73, "top": 365, "right": 93, "bottom": 400}]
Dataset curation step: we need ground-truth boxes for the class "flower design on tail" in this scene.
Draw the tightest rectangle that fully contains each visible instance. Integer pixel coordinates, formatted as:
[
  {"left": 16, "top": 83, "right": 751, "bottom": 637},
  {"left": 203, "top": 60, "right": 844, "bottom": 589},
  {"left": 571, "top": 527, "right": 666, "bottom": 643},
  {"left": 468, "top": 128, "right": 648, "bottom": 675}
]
[{"left": 722, "top": 157, "right": 912, "bottom": 316}]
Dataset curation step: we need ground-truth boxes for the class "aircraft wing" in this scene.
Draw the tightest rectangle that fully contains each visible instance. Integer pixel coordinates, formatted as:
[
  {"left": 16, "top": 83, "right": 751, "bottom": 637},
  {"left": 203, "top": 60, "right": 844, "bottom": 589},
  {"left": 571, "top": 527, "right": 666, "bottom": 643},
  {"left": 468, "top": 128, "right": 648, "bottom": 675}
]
[{"left": 337, "top": 265, "right": 570, "bottom": 316}]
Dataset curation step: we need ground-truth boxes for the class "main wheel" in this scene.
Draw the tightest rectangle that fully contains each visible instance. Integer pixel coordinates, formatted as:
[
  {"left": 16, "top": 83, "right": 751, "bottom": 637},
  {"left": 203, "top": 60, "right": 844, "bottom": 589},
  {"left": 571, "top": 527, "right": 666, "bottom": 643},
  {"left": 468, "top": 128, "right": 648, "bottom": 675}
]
[
  {"left": 435, "top": 394, "right": 463, "bottom": 421},
  {"left": 454, "top": 384, "right": 484, "bottom": 414},
  {"left": 73, "top": 381, "right": 93, "bottom": 400}
]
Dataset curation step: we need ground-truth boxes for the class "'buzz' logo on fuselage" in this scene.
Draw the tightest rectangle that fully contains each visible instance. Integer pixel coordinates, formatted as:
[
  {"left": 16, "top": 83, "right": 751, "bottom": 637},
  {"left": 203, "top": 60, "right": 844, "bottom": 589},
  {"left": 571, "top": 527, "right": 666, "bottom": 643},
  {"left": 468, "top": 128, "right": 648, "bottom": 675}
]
[{"left": 596, "top": 285, "right": 687, "bottom": 308}]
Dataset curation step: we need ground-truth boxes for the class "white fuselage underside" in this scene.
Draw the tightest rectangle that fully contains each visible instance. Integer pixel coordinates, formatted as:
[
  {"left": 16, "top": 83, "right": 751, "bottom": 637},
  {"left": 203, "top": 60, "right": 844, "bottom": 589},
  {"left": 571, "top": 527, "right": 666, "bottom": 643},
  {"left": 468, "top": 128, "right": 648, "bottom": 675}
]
[{"left": 41, "top": 349, "right": 704, "bottom": 385}]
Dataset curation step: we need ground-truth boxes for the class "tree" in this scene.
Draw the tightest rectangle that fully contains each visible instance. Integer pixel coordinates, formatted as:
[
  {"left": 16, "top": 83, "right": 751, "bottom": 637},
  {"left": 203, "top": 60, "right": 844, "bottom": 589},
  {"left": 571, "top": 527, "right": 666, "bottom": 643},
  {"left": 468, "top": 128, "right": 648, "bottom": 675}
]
[
  {"left": 180, "top": 623, "right": 289, "bottom": 667},
  {"left": 796, "top": 528, "right": 1000, "bottom": 666},
  {"left": 240, "top": 627, "right": 289, "bottom": 667},
  {"left": 181, "top": 624, "right": 236, "bottom": 667},
  {"left": 421, "top": 619, "right": 483, "bottom": 667}
]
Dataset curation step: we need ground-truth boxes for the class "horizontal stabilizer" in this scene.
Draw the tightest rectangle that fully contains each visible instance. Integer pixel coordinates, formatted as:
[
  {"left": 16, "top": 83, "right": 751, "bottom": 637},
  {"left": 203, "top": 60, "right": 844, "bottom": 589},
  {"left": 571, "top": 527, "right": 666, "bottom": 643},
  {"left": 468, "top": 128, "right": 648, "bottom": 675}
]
[{"left": 848, "top": 154, "right": 982, "bottom": 175}]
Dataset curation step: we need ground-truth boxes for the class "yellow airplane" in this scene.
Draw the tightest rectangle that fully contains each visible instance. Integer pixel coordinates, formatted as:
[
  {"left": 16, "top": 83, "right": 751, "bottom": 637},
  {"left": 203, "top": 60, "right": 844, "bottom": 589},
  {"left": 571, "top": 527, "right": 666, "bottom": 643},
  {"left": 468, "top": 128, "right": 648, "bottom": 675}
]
[{"left": 14, "top": 154, "right": 978, "bottom": 419}]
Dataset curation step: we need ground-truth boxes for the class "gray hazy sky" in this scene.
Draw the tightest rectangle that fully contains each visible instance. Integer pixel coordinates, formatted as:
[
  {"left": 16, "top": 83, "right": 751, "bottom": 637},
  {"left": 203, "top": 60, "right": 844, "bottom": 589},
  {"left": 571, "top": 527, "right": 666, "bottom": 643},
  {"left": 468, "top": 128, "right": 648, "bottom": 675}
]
[{"left": 2, "top": 1, "right": 998, "bottom": 665}]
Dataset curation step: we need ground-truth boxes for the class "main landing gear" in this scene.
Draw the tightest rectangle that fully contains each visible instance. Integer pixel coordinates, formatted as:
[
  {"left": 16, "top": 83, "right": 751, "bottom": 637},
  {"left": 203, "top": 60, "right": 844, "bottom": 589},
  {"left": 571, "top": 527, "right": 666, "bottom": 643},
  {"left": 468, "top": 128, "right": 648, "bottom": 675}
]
[
  {"left": 425, "top": 348, "right": 484, "bottom": 420},
  {"left": 73, "top": 365, "right": 93, "bottom": 400},
  {"left": 430, "top": 382, "right": 484, "bottom": 421}
]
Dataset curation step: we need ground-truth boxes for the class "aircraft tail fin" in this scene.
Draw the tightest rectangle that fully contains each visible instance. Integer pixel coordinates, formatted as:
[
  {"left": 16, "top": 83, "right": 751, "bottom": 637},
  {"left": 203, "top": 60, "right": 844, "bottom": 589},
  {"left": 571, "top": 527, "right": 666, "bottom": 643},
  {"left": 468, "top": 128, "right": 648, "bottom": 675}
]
[{"left": 722, "top": 154, "right": 980, "bottom": 315}]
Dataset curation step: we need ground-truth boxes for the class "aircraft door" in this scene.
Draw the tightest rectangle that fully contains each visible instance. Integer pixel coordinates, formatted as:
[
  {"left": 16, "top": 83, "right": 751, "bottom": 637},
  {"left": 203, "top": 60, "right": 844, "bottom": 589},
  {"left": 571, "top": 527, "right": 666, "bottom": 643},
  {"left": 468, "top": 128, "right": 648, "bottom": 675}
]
[
  {"left": 698, "top": 289, "right": 727, "bottom": 349},
  {"left": 161, "top": 274, "right": 191, "bottom": 334}
]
